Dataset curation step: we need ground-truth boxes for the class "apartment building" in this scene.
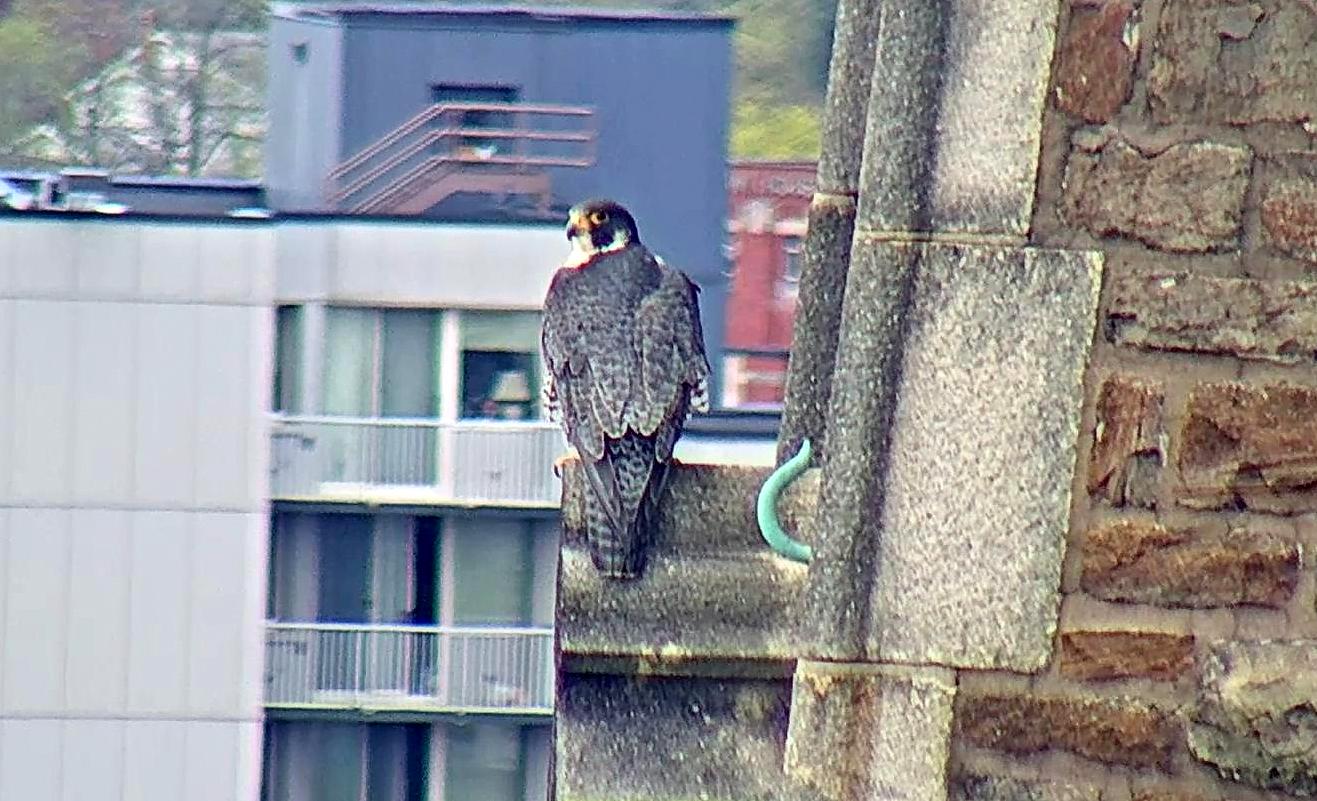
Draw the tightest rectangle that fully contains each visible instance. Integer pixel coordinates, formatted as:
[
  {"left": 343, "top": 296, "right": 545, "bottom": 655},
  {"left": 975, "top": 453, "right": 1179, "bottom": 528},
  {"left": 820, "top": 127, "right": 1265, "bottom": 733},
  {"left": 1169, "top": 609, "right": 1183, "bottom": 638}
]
[
  {"left": 261, "top": 217, "right": 563, "bottom": 801},
  {"left": 0, "top": 209, "right": 563, "bottom": 800}
]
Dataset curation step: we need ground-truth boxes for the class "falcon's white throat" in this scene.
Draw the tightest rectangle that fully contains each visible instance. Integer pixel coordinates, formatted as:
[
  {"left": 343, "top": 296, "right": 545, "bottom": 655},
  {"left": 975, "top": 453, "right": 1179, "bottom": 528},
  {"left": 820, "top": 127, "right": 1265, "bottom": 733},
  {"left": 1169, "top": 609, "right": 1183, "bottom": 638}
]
[{"left": 565, "top": 226, "right": 630, "bottom": 268}]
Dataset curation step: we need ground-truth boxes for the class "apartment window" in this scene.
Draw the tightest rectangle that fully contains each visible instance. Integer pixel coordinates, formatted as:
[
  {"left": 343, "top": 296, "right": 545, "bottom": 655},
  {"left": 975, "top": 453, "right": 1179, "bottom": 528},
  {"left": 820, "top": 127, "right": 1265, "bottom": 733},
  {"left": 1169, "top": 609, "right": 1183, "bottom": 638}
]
[
  {"left": 459, "top": 310, "right": 542, "bottom": 420},
  {"left": 447, "top": 517, "right": 535, "bottom": 626},
  {"left": 272, "top": 305, "right": 303, "bottom": 412},
  {"left": 268, "top": 512, "right": 440, "bottom": 625},
  {"left": 323, "top": 307, "right": 439, "bottom": 418},
  {"left": 778, "top": 235, "right": 803, "bottom": 299},
  {"left": 442, "top": 723, "right": 531, "bottom": 801},
  {"left": 263, "top": 721, "right": 428, "bottom": 801}
]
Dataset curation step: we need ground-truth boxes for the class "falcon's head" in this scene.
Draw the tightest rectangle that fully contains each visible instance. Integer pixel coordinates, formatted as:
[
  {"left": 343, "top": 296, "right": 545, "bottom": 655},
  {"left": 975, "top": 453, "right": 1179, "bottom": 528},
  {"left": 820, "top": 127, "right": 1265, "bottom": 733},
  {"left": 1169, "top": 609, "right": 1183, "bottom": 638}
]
[{"left": 565, "top": 199, "right": 640, "bottom": 265}]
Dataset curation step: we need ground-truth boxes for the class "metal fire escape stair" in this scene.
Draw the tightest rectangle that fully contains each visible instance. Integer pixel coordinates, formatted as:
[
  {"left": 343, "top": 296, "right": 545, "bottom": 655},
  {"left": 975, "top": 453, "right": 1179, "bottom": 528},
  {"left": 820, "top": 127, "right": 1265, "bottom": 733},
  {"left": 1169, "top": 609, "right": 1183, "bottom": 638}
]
[{"left": 324, "top": 102, "right": 597, "bottom": 215}]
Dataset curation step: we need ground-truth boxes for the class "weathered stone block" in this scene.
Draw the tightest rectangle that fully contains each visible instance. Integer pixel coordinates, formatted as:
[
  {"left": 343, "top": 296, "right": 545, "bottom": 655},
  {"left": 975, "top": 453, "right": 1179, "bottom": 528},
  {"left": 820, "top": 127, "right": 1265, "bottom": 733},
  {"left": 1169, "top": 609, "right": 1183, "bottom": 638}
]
[
  {"left": 1062, "top": 138, "right": 1251, "bottom": 252},
  {"left": 952, "top": 773, "right": 1102, "bottom": 801},
  {"left": 556, "top": 673, "right": 805, "bottom": 801},
  {"left": 1263, "top": 177, "right": 1317, "bottom": 263},
  {"left": 954, "top": 691, "right": 1177, "bottom": 770},
  {"left": 1081, "top": 520, "right": 1298, "bottom": 608},
  {"left": 1059, "top": 630, "right": 1195, "bottom": 681},
  {"left": 1132, "top": 789, "right": 1215, "bottom": 801},
  {"left": 1106, "top": 272, "right": 1317, "bottom": 364},
  {"left": 1148, "top": 0, "right": 1317, "bottom": 125},
  {"left": 1188, "top": 640, "right": 1317, "bottom": 796},
  {"left": 857, "top": 0, "right": 1060, "bottom": 235},
  {"left": 1088, "top": 374, "right": 1163, "bottom": 508},
  {"left": 830, "top": 243, "right": 1101, "bottom": 670},
  {"left": 558, "top": 550, "right": 807, "bottom": 662},
  {"left": 1179, "top": 382, "right": 1317, "bottom": 514},
  {"left": 1052, "top": 0, "right": 1137, "bottom": 123},
  {"left": 786, "top": 662, "right": 955, "bottom": 801}
]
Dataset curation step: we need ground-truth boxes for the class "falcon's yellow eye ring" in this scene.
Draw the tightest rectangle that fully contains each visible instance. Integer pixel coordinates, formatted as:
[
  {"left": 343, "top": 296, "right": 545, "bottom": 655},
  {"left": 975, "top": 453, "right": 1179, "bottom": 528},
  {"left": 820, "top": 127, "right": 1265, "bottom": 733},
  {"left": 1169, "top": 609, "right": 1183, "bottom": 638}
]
[{"left": 589, "top": 210, "right": 609, "bottom": 225}]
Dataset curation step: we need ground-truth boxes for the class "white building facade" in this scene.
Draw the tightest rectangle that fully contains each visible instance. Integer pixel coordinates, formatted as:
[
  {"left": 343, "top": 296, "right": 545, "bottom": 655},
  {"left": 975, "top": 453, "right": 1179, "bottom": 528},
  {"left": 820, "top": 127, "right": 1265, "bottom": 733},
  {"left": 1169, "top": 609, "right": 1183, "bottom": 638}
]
[{"left": 0, "top": 213, "right": 563, "bottom": 801}]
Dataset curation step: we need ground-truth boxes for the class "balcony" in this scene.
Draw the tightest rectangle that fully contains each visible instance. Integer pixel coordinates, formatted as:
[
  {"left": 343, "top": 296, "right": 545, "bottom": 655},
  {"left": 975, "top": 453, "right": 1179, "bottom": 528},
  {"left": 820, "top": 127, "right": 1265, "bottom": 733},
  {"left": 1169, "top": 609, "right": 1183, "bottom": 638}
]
[
  {"left": 265, "top": 623, "right": 554, "bottom": 715},
  {"left": 270, "top": 415, "right": 565, "bottom": 508},
  {"left": 324, "top": 102, "right": 596, "bottom": 215}
]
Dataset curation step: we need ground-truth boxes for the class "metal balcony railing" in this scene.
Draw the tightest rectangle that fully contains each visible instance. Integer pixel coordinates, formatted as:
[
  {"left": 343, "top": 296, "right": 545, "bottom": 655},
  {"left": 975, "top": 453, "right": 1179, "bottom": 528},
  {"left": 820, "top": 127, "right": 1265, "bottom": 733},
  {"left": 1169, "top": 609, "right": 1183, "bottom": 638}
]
[
  {"left": 264, "top": 623, "right": 555, "bottom": 715},
  {"left": 270, "top": 415, "right": 566, "bottom": 508},
  {"left": 324, "top": 102, "right": 596, "bottom": 214}
]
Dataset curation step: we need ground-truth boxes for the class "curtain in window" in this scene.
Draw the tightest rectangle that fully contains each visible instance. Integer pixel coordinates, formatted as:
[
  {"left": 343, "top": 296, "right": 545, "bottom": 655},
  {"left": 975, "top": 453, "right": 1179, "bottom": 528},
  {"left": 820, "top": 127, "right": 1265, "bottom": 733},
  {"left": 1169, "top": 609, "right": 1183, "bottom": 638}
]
[
  {"left": 273, "top": 305, "right": 304, "bottom": 413},
  {"left": 314, "top": 724, "right": 366, "bottom": 801},
  {"left": 323, "top": 307, "right": 376, "bottom": 416},
  {"left": 371, "top": 515, "right": 415, "bottom": 624},
  {"left": 442, "top": 723, "right": 525, "bottom": 801},
  {"left": 449, "top": 518, "right": 532, "bottom": 625},
  {"left": 381, "top": 309, "right": 438, "bottom": 418},
  {"left": 459, "top": 311, "right": 541, "bottom": 352}
]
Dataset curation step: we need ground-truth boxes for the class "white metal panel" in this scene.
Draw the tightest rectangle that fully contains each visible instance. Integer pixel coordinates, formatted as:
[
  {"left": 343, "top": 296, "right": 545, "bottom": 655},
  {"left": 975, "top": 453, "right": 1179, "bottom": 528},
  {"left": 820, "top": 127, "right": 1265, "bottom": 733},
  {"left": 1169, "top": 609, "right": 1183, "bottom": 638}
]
[
  {"left": 0, "top": 224, "right": 11, "bottom": 293},
  {"left": 2, "top": 509, "right": 70, "bottom": 714},
  {"left": 126, "top": 511, "right": 190, "bottom": 714},
  {"left": 75, "top": 222, "right": 140, "bottom": 297},
  {"left": 9, "top": 300, "right": 75, "bottom": 503},
  {"left": 0, "top": 301, "right": 12, "bottom": 498},
  {"left": 184, "top": 721, "right": 241, "bottom": 801},
  {"left": 238, "top": 512, "right": 271, "bottom": 715},
  {"left": 0, "top": 511, "right": 6, "bottom": 702},
  {"left": 134, "top": 304, "right": 199, "bottom": 507},
  {"left": 65, "top": 510, "right": 131, "bottom": 713},
  {"left": 195, "top": 305, "right": 257, "bottom": 509},
  {"left": 62, "top": 720, "right": 125, "bottom": 801},
  {"left": 73, "top": 302, "right": 136, "bottom": 503},
  {"left": 137, "top": 224, "right": 201, "bottom": 299},
  {"left": 198, "top": 225, "right": 256, "bottom": 303},
  {"left": 123, "top": 720, "right": 187, "bottom": 800},
  {"left": 273, "top": 223, "right": 334, "bottom": 300},
  {"left": 235, "top": 720, "right": 265, "bottom": 801},
  {"left": 0, "top": 719, "right": 61, "bottom": 799},
  {"left": 9, "top": 220, "right": 77, "bottom": 294},
  {"left": 312, "top": 223, "right": 563, "bottom": 309},
  {"left": 188, "top": 513, "right": 251, "bottom": 716}
]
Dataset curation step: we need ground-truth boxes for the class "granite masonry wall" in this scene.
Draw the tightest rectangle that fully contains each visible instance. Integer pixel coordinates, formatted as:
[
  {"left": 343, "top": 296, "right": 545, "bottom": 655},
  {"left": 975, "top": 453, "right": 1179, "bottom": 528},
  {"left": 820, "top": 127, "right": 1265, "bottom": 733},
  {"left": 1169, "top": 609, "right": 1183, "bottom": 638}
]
[{"left": 951, "top": 1, "right": 1317, "bottom": 799}]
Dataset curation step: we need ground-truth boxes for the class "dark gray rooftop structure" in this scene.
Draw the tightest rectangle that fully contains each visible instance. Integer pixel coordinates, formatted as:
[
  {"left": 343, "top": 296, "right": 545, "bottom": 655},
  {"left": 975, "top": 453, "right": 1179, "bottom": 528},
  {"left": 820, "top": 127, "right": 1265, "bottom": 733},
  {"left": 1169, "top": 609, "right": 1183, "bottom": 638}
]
[{"left": 266, "top": 2, "right": 735, "bottom": 398}]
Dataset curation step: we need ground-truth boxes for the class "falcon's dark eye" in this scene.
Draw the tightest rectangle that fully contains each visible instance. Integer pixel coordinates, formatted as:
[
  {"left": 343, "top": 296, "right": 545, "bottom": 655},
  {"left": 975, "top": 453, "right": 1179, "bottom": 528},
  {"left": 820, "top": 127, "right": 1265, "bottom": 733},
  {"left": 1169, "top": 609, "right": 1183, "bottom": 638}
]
[{"left": 589, "top": 210, "right": 609, "bottom": 225}]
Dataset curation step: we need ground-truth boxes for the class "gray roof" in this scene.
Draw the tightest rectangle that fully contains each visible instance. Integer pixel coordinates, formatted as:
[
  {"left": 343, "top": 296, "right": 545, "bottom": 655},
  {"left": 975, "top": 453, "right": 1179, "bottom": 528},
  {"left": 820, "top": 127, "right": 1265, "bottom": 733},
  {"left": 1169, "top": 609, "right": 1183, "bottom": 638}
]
[{"left": 276, "top": 2, "right": 735, "bottom": 26}]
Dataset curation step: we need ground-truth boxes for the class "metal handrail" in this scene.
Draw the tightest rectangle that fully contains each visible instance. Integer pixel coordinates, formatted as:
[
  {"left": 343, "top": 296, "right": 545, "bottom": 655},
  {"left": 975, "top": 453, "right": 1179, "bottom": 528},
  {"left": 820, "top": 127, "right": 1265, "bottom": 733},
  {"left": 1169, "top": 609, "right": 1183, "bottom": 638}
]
[
  {"left": 327, "top": 101, "right": 594, "bottom": 181},
  {"left": 324, "top": 101, "right": 596, "bottom": 209},
  {"left": 271, "top": 413, "right": 558, "bottom": 430},
  {"left": 267, "top": 621, "right": 553, "bottom": 636}
]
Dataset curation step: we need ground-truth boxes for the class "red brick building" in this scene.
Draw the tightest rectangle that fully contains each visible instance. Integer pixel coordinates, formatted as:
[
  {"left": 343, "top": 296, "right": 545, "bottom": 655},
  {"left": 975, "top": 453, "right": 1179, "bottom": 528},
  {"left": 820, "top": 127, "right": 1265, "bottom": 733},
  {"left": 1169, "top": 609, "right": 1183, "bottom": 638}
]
[{"left": 723, "top": 160, "right": 815, "bottom": 407}]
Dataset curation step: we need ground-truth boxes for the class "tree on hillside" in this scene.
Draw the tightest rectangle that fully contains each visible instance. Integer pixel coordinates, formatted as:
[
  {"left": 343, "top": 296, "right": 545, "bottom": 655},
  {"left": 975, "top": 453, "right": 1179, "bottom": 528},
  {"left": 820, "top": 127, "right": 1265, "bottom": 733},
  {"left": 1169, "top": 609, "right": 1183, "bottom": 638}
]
[{"left": 13, "top": 0, "right": 266, "bottom": 176}]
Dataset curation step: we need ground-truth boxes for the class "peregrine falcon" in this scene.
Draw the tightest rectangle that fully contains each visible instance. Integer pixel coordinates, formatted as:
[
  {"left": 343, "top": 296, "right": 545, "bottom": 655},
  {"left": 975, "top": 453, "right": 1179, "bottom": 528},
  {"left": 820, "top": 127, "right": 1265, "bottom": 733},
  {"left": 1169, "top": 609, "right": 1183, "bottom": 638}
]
[{"left": 541, "top": 199, "right": 710, "bottom": 579}]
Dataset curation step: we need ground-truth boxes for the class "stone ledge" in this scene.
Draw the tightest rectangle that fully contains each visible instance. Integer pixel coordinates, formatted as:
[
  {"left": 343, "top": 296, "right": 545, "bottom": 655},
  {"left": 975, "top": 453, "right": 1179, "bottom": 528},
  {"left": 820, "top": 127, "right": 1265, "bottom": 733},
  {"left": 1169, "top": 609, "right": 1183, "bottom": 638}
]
[
  {"left": 561, "top": 460, "right": 820, "bottom": 554},
  {"left": 556, "top": 672, "right": 809, "bottom": 801},
  {"left": 558, "top": 548, "right": 808, "bottom": 665}
]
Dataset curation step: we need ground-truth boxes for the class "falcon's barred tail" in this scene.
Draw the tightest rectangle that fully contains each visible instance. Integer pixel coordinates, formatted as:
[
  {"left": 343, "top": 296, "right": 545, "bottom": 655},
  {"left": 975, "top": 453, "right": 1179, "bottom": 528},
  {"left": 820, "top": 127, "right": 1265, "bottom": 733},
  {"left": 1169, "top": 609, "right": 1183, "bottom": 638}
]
[{"left": 583, "top": 433, "right": 669, "bottom": 580}]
